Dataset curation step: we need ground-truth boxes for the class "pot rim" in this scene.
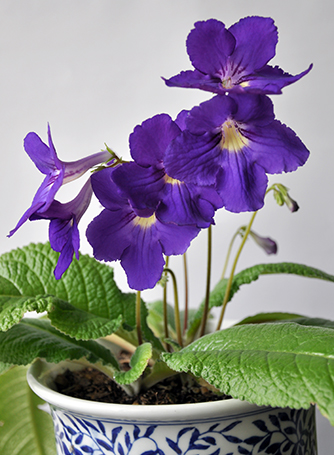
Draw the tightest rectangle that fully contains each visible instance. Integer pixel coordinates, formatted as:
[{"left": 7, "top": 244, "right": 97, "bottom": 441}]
[{"left": 27, "top": 359, "right": 267, "bottom": 422}]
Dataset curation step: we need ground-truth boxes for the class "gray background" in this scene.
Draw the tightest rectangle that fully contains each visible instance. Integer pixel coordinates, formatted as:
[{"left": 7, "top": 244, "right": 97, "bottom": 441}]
[{"left": 0, "top": 0, "right": 333, "bottom": 451}]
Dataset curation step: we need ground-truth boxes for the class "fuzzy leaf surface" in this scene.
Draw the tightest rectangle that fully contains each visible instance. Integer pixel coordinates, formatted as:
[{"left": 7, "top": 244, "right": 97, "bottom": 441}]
[
  {"left": 236, "top": 312, "right": 304, "bottom": 325},
  {"left": 0, "top": 318, "right": 119, "bottom": 369},
  {"left": 114, "top": 343, "right": 152, "bottom": 385},
  {"left": 0, "top": 365, "right": 56, "bottom": 455},
  {"left": 187, "top": 262, "right": 334, "bottom": 339},
  {"left": 163, "top": 321, "right": 334, "bottom": 425},
  {"left": 237, "top": 313, "right": 334, "bottom": 329},
  {"left": 0, "top": 243, "right": 161, "bottom": 349}
]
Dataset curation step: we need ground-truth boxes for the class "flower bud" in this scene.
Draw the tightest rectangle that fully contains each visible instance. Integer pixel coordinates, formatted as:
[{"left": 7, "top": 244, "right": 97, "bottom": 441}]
[
  {"left": 273, "top": 184, "right": 299, "bottom": 212},
  {"left": 249, "top": 230, "right": 278, "bottom": 255}
]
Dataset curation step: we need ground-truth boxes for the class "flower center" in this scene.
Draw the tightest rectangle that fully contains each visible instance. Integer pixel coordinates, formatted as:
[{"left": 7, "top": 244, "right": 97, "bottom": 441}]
[
  {"left": 222, "top": 77, "right": 233, "bottom": 89},
  {"left": 220, "top": 120, "right": 248, "bottom": 152},
  {"left": 164, "top": 174, "right": 182, "bottom": 185},
  {"left": 133, "top": 213, "right": 156, "bottom": 229}
]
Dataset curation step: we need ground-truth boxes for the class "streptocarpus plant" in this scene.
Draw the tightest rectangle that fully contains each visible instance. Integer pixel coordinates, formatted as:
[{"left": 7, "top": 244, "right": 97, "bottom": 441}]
[{"left": 1, "top": 15, "right": 334, "bottom": 453}]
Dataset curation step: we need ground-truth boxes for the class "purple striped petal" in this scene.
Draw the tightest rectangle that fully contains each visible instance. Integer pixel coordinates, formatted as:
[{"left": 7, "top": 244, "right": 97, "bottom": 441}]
[{"left": 164, "top": 16, "right": 312, "bottom": 95}]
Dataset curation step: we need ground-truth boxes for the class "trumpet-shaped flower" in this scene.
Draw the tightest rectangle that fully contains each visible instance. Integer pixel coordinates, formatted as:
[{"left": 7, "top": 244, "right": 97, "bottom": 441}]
[
  {"left": 8, "top": 125, "right": 110, "bottom": 237},
  {"left": 164, "top": 93, "right": 309, "bottom": 213},
  {"left": 86, "top": 168, "right": 200, "bottom": 291},
  {"left": 164, "top": 17, "right": 312, "bottom": 95},
  {"left": 112, "top": 113, "right": 222, "bottom": 228},
  {"left": 31, "top": 179, "right": 93, "bottom": 279}
]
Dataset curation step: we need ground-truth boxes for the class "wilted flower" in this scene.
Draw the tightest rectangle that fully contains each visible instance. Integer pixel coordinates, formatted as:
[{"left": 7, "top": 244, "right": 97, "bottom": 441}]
[{"left": 164, "top": 17, "right": 312, "bottom": 95}]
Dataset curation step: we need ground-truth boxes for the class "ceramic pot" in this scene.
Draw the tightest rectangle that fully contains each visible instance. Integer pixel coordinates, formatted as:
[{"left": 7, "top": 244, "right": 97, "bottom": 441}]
[{"left": 27, "top": 360, "right": 317, "bottom": 455}]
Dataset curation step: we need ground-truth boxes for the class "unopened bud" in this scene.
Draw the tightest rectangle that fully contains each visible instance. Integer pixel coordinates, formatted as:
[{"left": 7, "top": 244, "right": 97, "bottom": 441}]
[
  {"left": 249, "top": 230, "right": 278, "bottom": 255},
  {"left": 284, "top": 194, "right": 299, "bottom": 212},
  {"left": 272, "top": 184, "right": 299, "bottom": 213}
]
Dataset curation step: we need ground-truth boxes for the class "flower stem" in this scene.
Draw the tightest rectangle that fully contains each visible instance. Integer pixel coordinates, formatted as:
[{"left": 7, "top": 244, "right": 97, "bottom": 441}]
[
  {"left": 221, "top": 230, "right": 240, "bottom": 280},
  {"left": 199, "top": 225, "right": 212, "bottom": 338},
  {"left": 164, "top": 267, "right": 183, "bottom": 348},
  {"left": 183, "top": 252, "right": 189, "bottom": 333},
  {"left": 136, "top": 290, "right": 143, "bottom": 345},
  {"left": 216, "top": 211, "right": 258, "bottom": 331},
  {"left": 163, "top": 257, "right": 170, "bottom": 350}
]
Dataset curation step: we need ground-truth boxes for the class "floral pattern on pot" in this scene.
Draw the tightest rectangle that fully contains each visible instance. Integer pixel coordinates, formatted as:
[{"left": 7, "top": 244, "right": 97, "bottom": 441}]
[{"left": 50, "top": 404, "right": 316, "bottom": 455}]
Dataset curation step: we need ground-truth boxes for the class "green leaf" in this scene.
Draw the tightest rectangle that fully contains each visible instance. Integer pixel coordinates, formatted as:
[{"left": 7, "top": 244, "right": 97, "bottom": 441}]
[
  {"left": 114, "top": 343, "right": 152, "bottom": 385},
  {"left": 236, "top": 312, "right": 304, "bottom": 325},
  {"left": 0, "top": 361, "right": 13, "bottom": 375},
  {"left": 162, "top": 322, "right": 334, "bottom": 425},
  {"left": 236, "top": 313, "right": 334, "bottom": 330},
  {"left": 0, "top": 365, "right": 56, "bottom": 455},
  {"left": 0, "top": 318, "right": 119, "bottom": 369},
  {"left": 287, "top": 317, "right": 334, "bottom": 329},
  {"left": 187, "top": 262, "right": 334, "bottom": 339},
  {"left": 0, "top": 243, "right": 129, "bottom": 337},
  {"left": 0, "top": 243, "right": 162, "bottom": 350}
]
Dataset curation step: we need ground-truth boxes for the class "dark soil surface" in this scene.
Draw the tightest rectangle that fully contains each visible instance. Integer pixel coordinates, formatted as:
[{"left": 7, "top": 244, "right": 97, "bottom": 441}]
[{"left": 54, "top": 367, "right": 229, "bottom": 405}]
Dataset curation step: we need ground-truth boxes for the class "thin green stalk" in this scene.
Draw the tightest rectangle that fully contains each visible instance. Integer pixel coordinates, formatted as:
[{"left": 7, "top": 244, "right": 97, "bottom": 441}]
[
  {"left": 163, "top": 257, "right": 170, "bottom": 350},
  {"left": 183, "top": 252, "right": 189, "bottom": 333},
  {"left": 221, "top": 230, "right": 240, "bottom": 280},
  {"left": 136, "top": 290, "right": 143, "bottom": 345},
  {"left": 216, "top": 211, "right": 258, "bottom": 331},
  {"left": 199, "top": 225, "right": 213, "bottom": 338},
  {"left": 164, "top": 267, "right": 183, "bottom": 347}
]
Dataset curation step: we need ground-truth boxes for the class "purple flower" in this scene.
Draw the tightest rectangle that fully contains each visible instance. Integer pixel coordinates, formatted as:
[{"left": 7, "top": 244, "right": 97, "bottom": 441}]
[
  {"left": 112, "top": 114, "right": 222, "bottom": 228},
  {"left": 164, "top": 93, "right": 309, "bottom": 213},
  {"left": 8, "top": 125, "right": 110, "bottom": 237},
  {"left": 31, "top": 179, "right": 93, "bottom": 279},
  {"left": 164, "top": 17, "right": 312, "bottom": 95},
  {"left": 86, "top": 168, "right": 200, "bottom": 291}
]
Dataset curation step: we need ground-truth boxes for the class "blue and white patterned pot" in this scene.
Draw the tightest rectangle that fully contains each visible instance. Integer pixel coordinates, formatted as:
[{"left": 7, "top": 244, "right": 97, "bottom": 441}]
[{"left": 27, "top": 360, "right": 317, "bottom": 455}]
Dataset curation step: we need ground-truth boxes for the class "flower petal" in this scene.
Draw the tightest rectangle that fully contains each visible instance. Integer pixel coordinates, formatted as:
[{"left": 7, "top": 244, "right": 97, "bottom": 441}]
[
  {"left": 62, "top": 149, "right": 111, "bottom": 184},
  {"left": 7, "top": 201, "right": 44, "bottom": 237},
  {"left": 216, "top": 155, "right": 268, "bottom": 212},
  {"left": 50, "top": 217, "right": 80, "bottom": 279},
  {"left": 228, "top": 16, "right": 278, "bottom": 74},
  {"left": 90, "top": 168, "right": 126, "bottom": 211},
  {"left": 112, "top": 162, "right": 165, "bottom": 213},
  {"left": 7, "top": 172, "right": 64, "bottom": 237},
  {"left": 28, "top": 179, "right": 93, "bottom": 278},
  {"left": 231, "top": 92, "right": 274, "bottom": 126},
  {"left": 120, "top": 224, "right": 166, "bottom": 290},
  {"left": 186, "top": 94, "right": 235, "bottom": 135},
  {"left": 157, "top": 181, "right": 222, "bottom": 228},
  {"left": 24, "top": 129, "right": 60, "bottom": 175},
  {"left": 245, "top": 64, "right": 313, "bottom": 94},
  {"left": 186, "top": 19, "right": 236, "bottom": 76},
  {"left": 130, "top": 114, "right": 181, "bottom": 167},
  {"left": 164, "top": 70, "right": 225, "bottom": 95},
  {"left": 157, "top": 219, "right": 200, "bottom": 257},
  {"left": 165, "top": 130, "right": 222, "bottom": 185},
  {"left": 246, "top": 119, "right": 310, "bottom": 174},
  {"left": 86, "top": 207, "right": 136, "bottom": 262}
]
